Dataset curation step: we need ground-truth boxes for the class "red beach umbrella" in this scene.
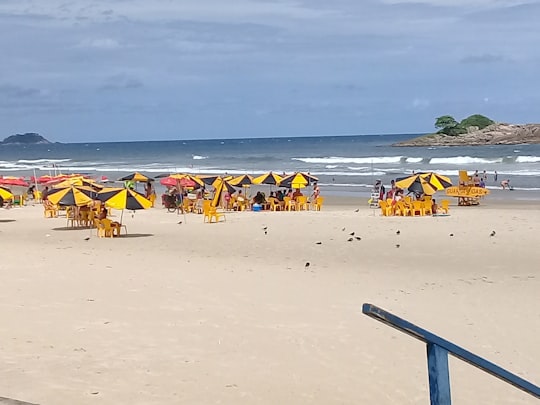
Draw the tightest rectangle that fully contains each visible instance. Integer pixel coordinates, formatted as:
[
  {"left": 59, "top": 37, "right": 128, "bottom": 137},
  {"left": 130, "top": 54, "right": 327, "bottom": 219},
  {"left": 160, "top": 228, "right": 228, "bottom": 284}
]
[{"left": 0, "top": 177, "right": 29, "bottom": 187}]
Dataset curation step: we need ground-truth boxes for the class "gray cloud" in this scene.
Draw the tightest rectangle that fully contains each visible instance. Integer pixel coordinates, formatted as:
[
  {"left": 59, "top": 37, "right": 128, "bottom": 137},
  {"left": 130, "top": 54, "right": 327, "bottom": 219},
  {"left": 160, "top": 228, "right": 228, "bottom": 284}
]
[
  {"left": 0, "top": 84, "right": 43, "bottom": 98},
  {"left": 99, "top": 74, "right": 143, "bottom": 91},
  {"left": 460, "top": 54, "right": 506, "bottom": 64}
]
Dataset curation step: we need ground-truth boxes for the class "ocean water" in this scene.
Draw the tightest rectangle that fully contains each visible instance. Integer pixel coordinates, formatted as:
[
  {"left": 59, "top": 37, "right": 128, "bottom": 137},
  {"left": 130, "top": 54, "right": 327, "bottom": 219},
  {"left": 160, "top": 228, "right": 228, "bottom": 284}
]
[{"left": 1, "top": 134, "right": 540, "bottom": 196}]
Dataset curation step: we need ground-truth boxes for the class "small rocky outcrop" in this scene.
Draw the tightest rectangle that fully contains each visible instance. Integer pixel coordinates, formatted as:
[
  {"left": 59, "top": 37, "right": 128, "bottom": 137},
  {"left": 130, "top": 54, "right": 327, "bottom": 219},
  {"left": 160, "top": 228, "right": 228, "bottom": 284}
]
[
  {"left": 1, "top": 133, "right": 52, "bottom": 145},
  {"left": 393, "top": 123, "right": 540, "bottom": 146}
]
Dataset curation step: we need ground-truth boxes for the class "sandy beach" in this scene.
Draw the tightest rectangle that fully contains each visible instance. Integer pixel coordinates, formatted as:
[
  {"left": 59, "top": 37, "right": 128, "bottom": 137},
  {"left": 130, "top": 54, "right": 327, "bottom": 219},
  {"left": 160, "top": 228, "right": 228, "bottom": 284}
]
[{"left": 0, "top": 198, "right": 538, "bottom": 404}]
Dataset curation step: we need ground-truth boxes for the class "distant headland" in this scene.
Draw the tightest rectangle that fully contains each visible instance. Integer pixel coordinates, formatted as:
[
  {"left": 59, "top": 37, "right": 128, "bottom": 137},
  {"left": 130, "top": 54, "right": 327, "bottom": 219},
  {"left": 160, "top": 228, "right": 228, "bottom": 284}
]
[
  {"left": 1, "top": 133, "right": 53, "bottom": 145},
  {"left": 393, "top": 114, "right": 540, "bottom": 146}
]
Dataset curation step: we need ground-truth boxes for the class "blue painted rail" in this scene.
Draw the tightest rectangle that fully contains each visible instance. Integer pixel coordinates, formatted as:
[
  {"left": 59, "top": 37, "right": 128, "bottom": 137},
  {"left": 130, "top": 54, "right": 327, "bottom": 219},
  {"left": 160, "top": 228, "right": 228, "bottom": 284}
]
[{"left": 362, "top": 303, "right": 540, "bottom": 404}]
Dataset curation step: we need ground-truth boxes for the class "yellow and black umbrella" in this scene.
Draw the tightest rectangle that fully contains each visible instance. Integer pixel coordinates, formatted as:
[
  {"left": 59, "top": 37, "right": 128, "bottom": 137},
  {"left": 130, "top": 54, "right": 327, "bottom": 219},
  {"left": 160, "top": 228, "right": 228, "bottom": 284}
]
[
  {"left": 279, "top": 172, "right": 319, "bottom": 189},
  {"left": 0, "top": 186, "right": 14, "bottom": 200},
  {"left": 118, "top": 172, "right": 154, "bottom": 183},
  {"left": 97, "top": 187, "right": 152, "bottom": 210},
  {"left": 421, "top": 172, "right": 452, "bottom": 190},
  {"left": 197, "top": 175, "right": 221, "bottom": 186},
  {"left": 47, "top": 186, "right": 95, "bottom": 206},
  {"left": 53, "top": 176, "right": 104, "bottom": 190},
  {"left": 211, "top": 178, "right": 236, "bottom": 208},
  {"left": 228, "top": 174, "right": 254, "bottom": 187},
  {"left": 253, "top": 172, "right": 283, "bottom": 185},
  {"left": 396, "top": 172, "right": 452, "bottom": 196}
]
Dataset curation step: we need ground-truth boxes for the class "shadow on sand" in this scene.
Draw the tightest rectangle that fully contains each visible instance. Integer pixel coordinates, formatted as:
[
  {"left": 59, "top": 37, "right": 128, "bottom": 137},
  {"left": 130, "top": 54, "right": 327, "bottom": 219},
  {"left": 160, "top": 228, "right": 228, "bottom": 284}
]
[
  {"left": 0, "top": 219, "right": 16, "bottom": 223},
  {"left": 51, "top": 226, "right": 91, "bottom": 231},
  {"left": 117, "top": 233, "right": 154, "bottom": 238}
]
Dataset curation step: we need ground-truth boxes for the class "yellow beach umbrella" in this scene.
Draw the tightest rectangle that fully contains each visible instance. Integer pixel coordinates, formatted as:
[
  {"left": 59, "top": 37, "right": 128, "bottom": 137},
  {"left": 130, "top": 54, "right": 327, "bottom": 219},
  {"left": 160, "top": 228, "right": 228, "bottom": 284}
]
[
  {"left": 0, "top": 186, "right": 14, "bottom": 200},
  {"left": 279, "top": 172, "right": 319, "bottom": 188}
]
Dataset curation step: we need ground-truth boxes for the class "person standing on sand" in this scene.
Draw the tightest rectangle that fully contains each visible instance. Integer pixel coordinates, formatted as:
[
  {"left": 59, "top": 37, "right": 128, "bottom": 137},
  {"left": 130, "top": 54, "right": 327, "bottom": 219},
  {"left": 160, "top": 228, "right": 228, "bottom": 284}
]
[
  {"left": 311, "top": 182, "right": 320, "bottom": 201},
  {"left": 494, "top": 171, "right": 498, "bottom": 182}
]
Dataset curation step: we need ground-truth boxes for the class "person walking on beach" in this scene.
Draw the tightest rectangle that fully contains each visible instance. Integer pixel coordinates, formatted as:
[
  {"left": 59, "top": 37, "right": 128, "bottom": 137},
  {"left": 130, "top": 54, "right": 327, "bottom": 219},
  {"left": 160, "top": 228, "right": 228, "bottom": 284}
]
[{"left": 494, "top": 171, "right": 498, "bottom": 182}]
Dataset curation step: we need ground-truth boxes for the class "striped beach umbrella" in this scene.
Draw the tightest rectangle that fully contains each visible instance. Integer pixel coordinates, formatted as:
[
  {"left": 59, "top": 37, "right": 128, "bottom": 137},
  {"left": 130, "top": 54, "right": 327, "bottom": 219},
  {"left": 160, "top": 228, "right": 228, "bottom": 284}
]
[
  {"left": 228, "top": 174, "right": 254, "bottom": 187},
  {"left": 47, "top": 186, "right": 95, "bottom": 206},
  {"left": 396, "top": 172, "right": 452, "bottom": 196},
  {"left": 97, "top": 187, "right": 152, "bottom": 210},
  {"left": 253, "top": 172, "right": 283, "bottom": 185},
  {"left": 118, "top": 172, "right": 154, "bottom": 183},
  {"left": 211, "top": 178, "right": 236, "bottom": 208},
  {"left": 53, "top": 177, "right": 104, "bottom": 190},
  {"left": 197, "top": 175, "right": 221, "bottom": 186},
  {"left": 279, "top": 172, "right": 319, "bottom": 189}
]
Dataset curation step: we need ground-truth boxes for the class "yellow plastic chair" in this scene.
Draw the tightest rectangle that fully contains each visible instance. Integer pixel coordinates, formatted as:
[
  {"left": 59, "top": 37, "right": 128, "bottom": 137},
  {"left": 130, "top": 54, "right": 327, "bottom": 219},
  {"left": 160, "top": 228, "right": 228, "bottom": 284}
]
[
  {"left": 283, "top": 196, "right": 294, "bottom": 211},
  {"left": 423, "top": 201, "right": 433, "bottom": 216},
  {"left": 43, "top": 201, "right": 58, "bottom": 218},
  {"left": 411, "top": 201, "right": 425, "bottom": 216},
  {"left": 439, "top": 199, "right": 450, "bottom": 214},
  {"left": 296, "top": 196, "right": 308, "bottom": 211},
  {"left": 97, "top": 218, "right": 119, "bottom": 237},
  {"left": 379, "top": 200, "right": 393, "bottom": 216},
  {"left": 203, "top": 204, "right": 226, "bottom": 223},
  {"left": 395, "top": 201, "right": 410, "bottom": 216},
  {"left": 269, "top": 198, "right": 282, "bottom": 211},
  {"left": 312, "top": 196, "right": 324, "bottom": 211},
  {"left": 33, "top": 190, "right": 42, "bottom": 202}
]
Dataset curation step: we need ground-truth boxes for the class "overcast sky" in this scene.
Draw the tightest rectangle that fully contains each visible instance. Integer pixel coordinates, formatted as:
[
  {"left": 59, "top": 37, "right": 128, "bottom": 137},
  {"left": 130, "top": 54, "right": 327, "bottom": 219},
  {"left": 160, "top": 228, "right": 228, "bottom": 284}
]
[{"left": 1, "top": 0, "right": 539, "bottom": 142}]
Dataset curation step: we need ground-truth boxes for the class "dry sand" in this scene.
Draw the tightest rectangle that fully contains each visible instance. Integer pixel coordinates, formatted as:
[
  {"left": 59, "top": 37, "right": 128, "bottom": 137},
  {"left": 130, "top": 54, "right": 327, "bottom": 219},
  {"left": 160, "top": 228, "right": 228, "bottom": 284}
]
[{"left": 0, "top": 198, "right": 538, "bottom": 404}]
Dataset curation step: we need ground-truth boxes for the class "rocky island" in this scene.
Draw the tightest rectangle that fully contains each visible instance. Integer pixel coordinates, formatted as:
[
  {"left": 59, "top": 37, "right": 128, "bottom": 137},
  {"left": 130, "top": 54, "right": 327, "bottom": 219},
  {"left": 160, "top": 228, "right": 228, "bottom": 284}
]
[
  {"left": 1, "top": 133, "right": 52, "bottom": 145},
  {"left": 394, "top": 115, "right": 540, "bottom": 146}
]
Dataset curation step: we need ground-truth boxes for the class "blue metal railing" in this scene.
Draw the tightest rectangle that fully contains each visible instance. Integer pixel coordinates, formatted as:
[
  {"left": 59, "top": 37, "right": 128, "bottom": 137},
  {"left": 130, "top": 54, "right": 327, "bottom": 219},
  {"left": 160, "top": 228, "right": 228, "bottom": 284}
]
[{"left": 362, "top": 303, "right": 540, "bottom": 404}]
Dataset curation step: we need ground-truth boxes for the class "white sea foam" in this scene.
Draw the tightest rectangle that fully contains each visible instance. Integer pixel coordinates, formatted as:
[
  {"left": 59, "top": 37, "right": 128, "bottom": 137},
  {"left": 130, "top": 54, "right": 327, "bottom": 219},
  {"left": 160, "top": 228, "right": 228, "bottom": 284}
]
[
  {"left": 429, "top": 156, "right": 503, "bottom": 165},
  {"left": 192, "top": 155, "right": 208, "bottom": 160},
  {"left": 515, "top": 155, "right": 540, "bottom": 163},
  {"left": 17, "top": 158, "right": 71, "bottom": 164},
  {"left": 325, "top": 165, "right": 338, "bottom": 169},
  {"left": 406, "top": 157, "right": 423, "bottom": 163},
  {"left": 292, "top": 156, "right": 403, "bottom": 164}
]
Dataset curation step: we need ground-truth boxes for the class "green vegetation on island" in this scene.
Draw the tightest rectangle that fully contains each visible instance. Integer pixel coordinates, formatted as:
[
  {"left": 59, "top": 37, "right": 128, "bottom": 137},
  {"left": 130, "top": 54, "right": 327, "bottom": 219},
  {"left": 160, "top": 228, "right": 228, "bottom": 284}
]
[
  {"left": 1, "top": 133, "right": 52, "bottom": 145},
  {"left": 393, "top": 115, "right": 540, "bottom": 146},
  {"left": 434, "top": 114, "right": 494, "bottom": 136}
]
